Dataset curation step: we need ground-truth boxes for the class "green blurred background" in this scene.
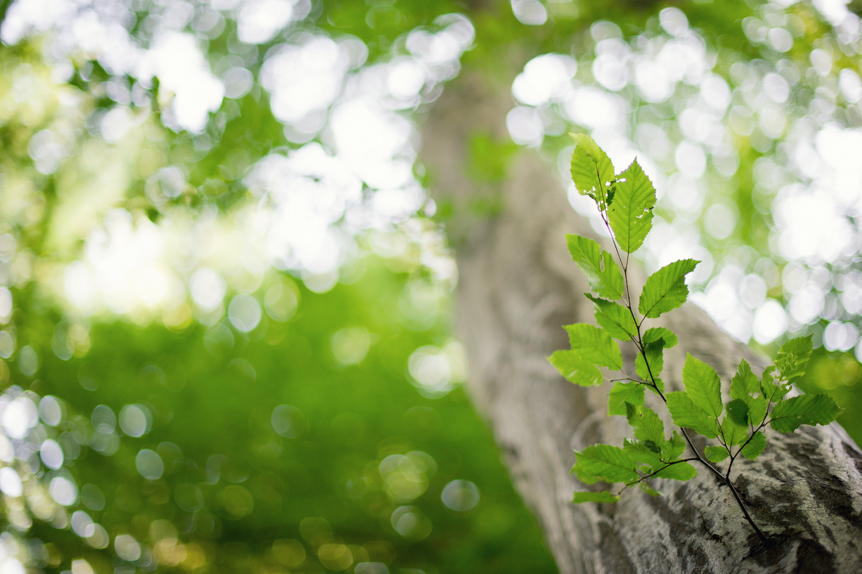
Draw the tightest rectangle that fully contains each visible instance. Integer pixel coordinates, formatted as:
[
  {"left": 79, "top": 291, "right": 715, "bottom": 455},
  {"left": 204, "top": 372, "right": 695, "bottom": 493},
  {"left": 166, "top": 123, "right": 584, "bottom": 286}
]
[{"left": 0, "top": 0, "right": 860, "bottom": 572}]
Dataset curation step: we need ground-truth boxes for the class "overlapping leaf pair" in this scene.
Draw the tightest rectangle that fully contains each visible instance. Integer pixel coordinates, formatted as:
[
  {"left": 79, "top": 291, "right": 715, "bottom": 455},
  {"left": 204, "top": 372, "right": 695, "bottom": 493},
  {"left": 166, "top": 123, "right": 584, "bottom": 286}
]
[{"left": 551, "top": 135, "right": 842, "bottom": 524}]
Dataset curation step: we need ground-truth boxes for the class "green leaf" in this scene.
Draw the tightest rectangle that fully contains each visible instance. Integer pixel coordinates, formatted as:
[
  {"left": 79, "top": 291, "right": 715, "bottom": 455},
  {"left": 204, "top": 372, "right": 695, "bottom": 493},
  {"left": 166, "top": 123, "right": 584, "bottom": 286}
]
[
  {"left": 682, "top": 354, "right": 723, "bottom": 420},
  {"left": 661, "top": 431, "right": 686, "bottom": 461},
  {"left": 638, "top": 483, "right": 661, "bottom": 497},
  {"left": 774, "top": 336, "right": 813, "bottom": 381},
  {"left": 564, "top": 323, "right": 623, "bottom": 370},
  {"left": 654, "top": 462, "right": 697, "bottom": 481},
  {"left": 740, "top": 432, "right": 767, "bottom": 461},
  {"left": 721, "top": 399, "right": 751, "bottom": 446},
  {"left": 571, "top": 147, "right": 599, "bottom": 201},
  {"left": 730, "top": 359, "right": 760, "bottom": 400},
  {"left": 666, "top": 391, "right": 719, "bottom": 438},
  {"left": 773, "top": 384, "right": 792, "bottom": 402},
  {"left": 643, "top": 327, "right": 678, "bottom": 348},
  {"left": 627, "top": 406, "right": 665, "bottom": 446},
  {"left": 586, "top": 294, "right": 638, "bottom": 341},
  {"left": 608, "top": 382, "right": 645, "bottom": 416},
  {"left": 773, "top": 386, "right": 792, "bottom": 402},
  {"left": 747, "top": 395, "right": 769, "bottom": 427},
  {"left": 565, "top": 235, "right": 625, "bottom": 300},
  {"left": 761, "top": 365, "right": 774, "bottom": 386},
  {"left": 770, "top": 394, "right": 843, "bottom": 433},
  {"left": 726, "top": 398, "right": 749, "bottom": 427},
  {"left": 607, "top": 159, "right": 656, "bottom": 253},
  {"left": 623, "top": 438, "right": 662, "bottom": 467},
  {"left": 635, "top": 340, "right": 665, "bottom": 380},
  {"left": 569, "top": 133, "right": 615, "bottom": 205},
  {"left": 704, "top": 446, "right": 729, "bottom": 463},
  {"left": 572, "top": 444, "right": 639, "bottom": 484},
  {"left": 636, "top": 329, "right": 678, "bottom": 382},
  {"left": 572, "top": 491, "right": 620, "bottom": 504},
  {"left": 760, "top": 366, "right": 784, "bottom": 402},
  {"left": 729, "top": 360, "right": 769, "bottom": 424},
  {"left": 638, "top": 259, "right": 699, "bottom": 319},
  {"left": 721, "top": 416, "right": 748, "bottom": 446},
  {"left": 549, "top": 350, "right": 604, "bottom": 386}
]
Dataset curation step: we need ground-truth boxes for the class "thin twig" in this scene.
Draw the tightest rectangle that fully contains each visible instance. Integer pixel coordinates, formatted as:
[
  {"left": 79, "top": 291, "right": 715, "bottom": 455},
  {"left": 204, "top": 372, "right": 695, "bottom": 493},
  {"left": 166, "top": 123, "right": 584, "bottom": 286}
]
[{"left": 616, "top": 457, "right": 699, "bottom": 494}]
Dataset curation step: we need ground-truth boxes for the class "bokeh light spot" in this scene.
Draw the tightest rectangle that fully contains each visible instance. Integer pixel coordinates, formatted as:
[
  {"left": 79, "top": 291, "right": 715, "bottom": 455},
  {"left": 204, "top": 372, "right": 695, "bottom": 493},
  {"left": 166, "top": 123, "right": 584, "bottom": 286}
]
[
  {"left": 119, "top": 404, "right": 151, "bottom": 437},
  {"left": 136, "top": 448, "right": 165, "bottom": 480},
  {"left": 441, "top": 479, "right": 480, "bottom": 511},
  {"left": 271, "top": 404, "right": 309, "bottom": 438},
  {"left": 331, "top": 327, "right": 371, "bottom": 366},
  {"left": 228, "top": 294, "right": 262, "bottom": 333},
  {"left": 390, "top": 506, "right": 432, "bottom": 541}
]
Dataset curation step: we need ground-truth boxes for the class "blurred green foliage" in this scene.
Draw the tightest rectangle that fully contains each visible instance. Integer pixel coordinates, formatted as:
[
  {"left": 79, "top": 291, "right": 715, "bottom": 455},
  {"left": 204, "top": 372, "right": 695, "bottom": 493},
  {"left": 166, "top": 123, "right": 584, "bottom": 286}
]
[{"left": 16, "top": 262, "right": 558, "bottom": 572}]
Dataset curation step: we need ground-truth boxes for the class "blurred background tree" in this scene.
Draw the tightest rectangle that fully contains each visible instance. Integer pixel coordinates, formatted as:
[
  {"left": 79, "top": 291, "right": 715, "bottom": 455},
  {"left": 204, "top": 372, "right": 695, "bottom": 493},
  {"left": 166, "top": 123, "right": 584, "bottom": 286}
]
[{"left": 0, "top": 0, "right": 859, "bottom": 572}]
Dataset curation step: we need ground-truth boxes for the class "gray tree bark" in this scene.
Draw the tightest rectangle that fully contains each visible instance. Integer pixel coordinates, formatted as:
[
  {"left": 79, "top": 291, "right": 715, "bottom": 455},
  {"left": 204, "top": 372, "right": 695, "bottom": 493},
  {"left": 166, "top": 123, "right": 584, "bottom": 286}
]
[{"left": 421, "top": 73, "right": 862, "bottom": 574}]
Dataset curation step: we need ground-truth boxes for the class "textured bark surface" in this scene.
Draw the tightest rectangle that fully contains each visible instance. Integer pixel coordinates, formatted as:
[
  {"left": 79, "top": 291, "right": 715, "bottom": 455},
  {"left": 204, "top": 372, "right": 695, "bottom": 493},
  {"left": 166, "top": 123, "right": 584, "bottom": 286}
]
[{"left": 421, "top": 74, "right": 862, "bottom": 574}]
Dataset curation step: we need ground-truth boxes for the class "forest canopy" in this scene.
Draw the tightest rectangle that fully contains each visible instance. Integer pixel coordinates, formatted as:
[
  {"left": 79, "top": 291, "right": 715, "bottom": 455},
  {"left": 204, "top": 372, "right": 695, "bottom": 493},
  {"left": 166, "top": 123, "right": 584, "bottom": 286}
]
[{"left": 0, "top": 0, "right": 860, "bottom": 572}]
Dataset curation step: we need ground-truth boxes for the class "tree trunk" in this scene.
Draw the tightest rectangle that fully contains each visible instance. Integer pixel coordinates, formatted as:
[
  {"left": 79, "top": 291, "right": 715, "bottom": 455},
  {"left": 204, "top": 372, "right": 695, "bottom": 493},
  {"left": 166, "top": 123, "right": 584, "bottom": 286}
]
[{"left": 421, "top": 73, "right": 862, "bottom": 574}]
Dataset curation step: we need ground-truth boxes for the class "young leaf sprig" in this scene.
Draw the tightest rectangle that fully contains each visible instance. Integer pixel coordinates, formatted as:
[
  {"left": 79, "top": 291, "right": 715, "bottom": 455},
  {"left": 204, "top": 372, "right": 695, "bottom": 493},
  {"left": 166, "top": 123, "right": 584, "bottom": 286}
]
[{"left": 552, "top": 134, "right": 843, "bottom": 542}]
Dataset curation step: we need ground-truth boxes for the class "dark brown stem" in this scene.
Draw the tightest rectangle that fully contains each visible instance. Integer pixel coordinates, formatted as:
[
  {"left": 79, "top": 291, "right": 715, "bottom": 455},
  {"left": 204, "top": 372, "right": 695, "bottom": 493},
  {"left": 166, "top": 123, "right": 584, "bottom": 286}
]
[{"left": 725, "top": 471, "right": 768, "bottom": 543}]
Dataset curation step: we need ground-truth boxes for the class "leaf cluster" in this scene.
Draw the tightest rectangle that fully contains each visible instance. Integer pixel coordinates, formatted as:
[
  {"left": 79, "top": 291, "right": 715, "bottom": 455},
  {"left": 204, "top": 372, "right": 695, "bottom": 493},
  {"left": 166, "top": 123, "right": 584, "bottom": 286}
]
[{"left": 552, "top": 135, "right": 842, "bottom": 534}]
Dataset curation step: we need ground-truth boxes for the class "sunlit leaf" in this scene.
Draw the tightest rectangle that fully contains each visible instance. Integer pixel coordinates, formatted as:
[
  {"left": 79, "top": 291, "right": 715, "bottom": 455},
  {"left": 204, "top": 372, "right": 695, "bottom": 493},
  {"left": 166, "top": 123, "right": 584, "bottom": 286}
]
[
  {"left": 721, "top": 416, "right": 748, "bottom": 446},
  {"left": 638, "top": 483, "right": 661, "bottom": 497},
  {"left": 638, "top": 259, "right": 699, "bottom": 319},
  {"left": 661, "top": 431, "right": 686, "bottom": 462},
  {"left": 730, "top": 359, "right": 769, "bottom": 424},
  {"left": 653, "top": 462, "right": 697, "bottom": 481},
  {"left": 572, "top": 444, "right": 639, "bottom": 484},
  {"left": 643, "top": 327, "right": 678, "bottom": 348},
  {"left": 770, "top": 393, "right": 843, "bottom": 433},
  {"left": 565, "top": 235, "right": 625, "bottom": 300},
  {"left": 564, "top": 323, "right": 623, "bottom": 370},
  {"left": 623, "top": 438, "right": 662, "bottom": 467},
  {"left": 774, "top": 336, "right": 814, "bottom": 381},
  {"left": 704, "top": 446, "right": 729, "bottom": 463},
  {"left": 586, "top": 294, "right": 638, "bottom": 341},
  {"left": 607, "top": 159, "right": 656, "bottom": 253},
  {"left": 730, "top": 359, "right": 760, "bottom": 399},
  {"left": 666, "top": 391, "right": 719, "bottom": 438},
  {"left": 635, "top": 340, "right": 665, "bottom": 380},
  {"left": 682, "top": 354, "right": 723, "bottom": 419},
  {"left": 760, "top": 366, "right": 788, "bottom": 402},
  {"left": 570, "top": 133, "right": 615, "bottom": 205},
  {"left": 740, "top": 432, "right": 767, "bottom": 461},
  {"left": 548, "top": 350, "right": 603, "bottom": 386},
  {"left": 608, "top": 382, "right": 645, "bottom": 416},
  {"left": 627, "top": 405, "right": 665, "bottom": 446},
  {"left": 746, "top": 395, "right": 769, "bottom": 427}
]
